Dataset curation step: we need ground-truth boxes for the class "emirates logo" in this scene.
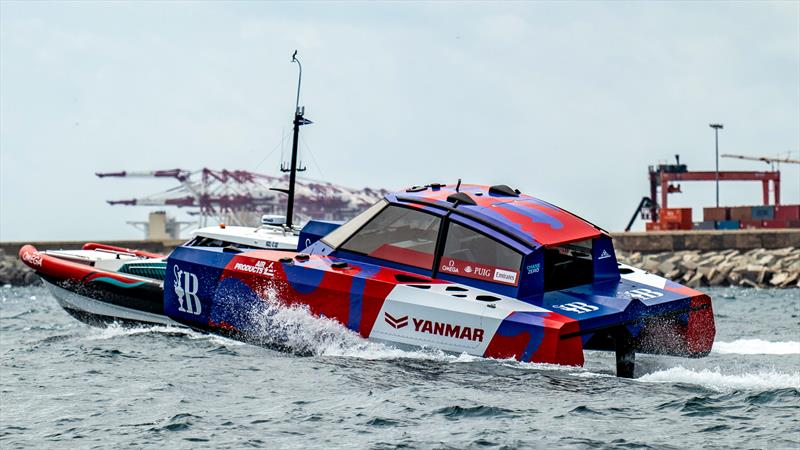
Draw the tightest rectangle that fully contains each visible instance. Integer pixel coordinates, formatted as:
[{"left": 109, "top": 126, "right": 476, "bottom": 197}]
[{"left": 384, "top": 312, "right": 409, "bottom": 329}]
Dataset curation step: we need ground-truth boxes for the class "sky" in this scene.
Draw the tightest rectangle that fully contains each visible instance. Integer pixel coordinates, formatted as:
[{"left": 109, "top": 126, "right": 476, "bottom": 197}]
[{"left": 1, "top": 1, "right": 799, "bottom": 241}]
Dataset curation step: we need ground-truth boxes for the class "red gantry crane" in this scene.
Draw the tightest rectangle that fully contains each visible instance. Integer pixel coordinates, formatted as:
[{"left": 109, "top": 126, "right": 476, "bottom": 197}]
[
  {"left": 96, "top": 168, "right": 388, "bottom": 227},
  {"left": 626, "top": 153, "right": 799, "bottom": 231}
]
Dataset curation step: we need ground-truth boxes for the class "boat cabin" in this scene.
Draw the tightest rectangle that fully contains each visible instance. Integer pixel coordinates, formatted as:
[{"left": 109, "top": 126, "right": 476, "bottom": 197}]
[{"left": 303, "top": 183, "right": 620, "bottom": 300}]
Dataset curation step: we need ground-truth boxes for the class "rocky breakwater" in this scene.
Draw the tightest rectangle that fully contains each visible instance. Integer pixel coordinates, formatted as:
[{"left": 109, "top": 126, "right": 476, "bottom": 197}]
[
  {"left": 617, "top": 247, "right": 800, "bottom": 289},
  {"left": 0, "top": 250, "right": 40, "bottom": 286}
]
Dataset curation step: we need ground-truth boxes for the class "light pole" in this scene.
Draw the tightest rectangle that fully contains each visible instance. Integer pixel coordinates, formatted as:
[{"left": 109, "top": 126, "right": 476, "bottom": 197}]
[{"left": 709, "top": 123, "right": 724, "bottom": 207}]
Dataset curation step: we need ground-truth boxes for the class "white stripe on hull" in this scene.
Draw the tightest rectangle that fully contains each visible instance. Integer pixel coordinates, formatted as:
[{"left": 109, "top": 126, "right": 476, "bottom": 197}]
[{"left": 43, "top": 280, "right": 180, "bottom": 326}]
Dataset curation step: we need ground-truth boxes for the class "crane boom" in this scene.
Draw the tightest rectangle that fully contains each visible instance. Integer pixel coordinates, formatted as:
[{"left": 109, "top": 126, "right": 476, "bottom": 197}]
[{"left": 721, "top": 154, "right": 800, "bottom": 164}]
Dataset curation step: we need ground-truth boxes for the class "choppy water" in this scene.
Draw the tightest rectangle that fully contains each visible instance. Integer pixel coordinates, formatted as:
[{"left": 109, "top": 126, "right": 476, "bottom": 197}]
[{"left": 1, "top": 285, "right": 798, "bottom": 449}]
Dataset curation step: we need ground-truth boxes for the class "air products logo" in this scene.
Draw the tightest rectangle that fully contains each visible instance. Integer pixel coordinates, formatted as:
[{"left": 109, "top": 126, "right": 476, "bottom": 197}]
[{"left": 384, "top": 312, "right": 409, "bottom": 329}]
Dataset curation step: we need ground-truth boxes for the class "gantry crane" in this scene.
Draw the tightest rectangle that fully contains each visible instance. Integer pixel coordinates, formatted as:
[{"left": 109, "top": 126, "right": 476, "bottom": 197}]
[{"left": 96, "top": 169, "right": 388, "bottom": 227}]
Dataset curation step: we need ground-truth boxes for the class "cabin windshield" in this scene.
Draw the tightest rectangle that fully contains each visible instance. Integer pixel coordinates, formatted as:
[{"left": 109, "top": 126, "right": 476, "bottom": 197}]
[
  {"left": 543, "top": 240, "right": 594, "bottom": 291},
  {"left": 339, "top": 205, "right": 441, "bottom": 270}
]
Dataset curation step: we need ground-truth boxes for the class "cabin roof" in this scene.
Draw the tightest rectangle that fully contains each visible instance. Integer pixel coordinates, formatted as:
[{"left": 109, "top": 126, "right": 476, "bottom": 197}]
[{"left": 389, "top": 183, "right": 605, "bottom": 248}]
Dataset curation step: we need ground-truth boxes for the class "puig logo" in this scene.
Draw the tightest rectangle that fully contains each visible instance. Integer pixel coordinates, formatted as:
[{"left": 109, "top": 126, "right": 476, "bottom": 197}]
[{"left": 173, "top": 265, "right": 202, "bottom": 315}]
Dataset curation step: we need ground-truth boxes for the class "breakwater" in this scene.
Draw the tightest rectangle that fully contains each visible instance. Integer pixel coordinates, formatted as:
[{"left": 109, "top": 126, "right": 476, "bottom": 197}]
[
  {"left": 2, "top": 230, "right": 799, "bottom": 288},
  {"left": 617, "top": 247, "right": 800, "bottom": 288}
]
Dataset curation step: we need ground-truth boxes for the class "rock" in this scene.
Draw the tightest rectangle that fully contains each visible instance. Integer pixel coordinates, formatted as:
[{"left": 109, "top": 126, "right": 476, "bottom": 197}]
[
  {"left": 22, "top": 271, "right": 39, "bottom": 285},
  {"left": 756, "top": 269, "right": 771, "bottom": 285},
  {"left": 665, "top": 269, "right": 682, "bottom": 280},
  {"left": 717, "top": 262, "right": 735, "bottom": 276},
  {"left": 757, "top": 254, "right": 776, "bottom": 266},
  {"left": 657, "top": 261, "right": 676, "bottom": 275},
  {"left": 770, "top": 272, "right": 791, "bottom": 286},
  {"left": 686, "top": 272, "right": 706, "bottom": 288},
  {"left": 772, "top": 272, "right": 799, "bottom": 288},
  {"left": 697, "top": 265, "right": 713, "bottom": 278},
  {"left": 740, "top": 279, "right": 760, "bottom": 288},
  {"left": 642, "top": 259, "right": 661, "bottom": 273},
  {"left": 708, "top": 271, "right": 727, "bottom": 286}
]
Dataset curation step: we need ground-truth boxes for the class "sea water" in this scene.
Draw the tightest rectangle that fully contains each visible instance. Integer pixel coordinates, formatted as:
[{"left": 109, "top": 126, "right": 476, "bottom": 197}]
[{"left": 1, "top": 286, "right": 798, "bottom": 449}]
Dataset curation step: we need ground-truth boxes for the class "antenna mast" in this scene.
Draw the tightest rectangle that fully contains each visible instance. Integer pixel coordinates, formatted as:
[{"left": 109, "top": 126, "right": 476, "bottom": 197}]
[{"left": 280, "top": 50, "right": 311, "bottom": 229}]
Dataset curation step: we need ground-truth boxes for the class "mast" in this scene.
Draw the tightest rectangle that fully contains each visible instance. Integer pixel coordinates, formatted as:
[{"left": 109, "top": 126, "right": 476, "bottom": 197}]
[{"left": 280, "top": 50, "right": 311, "bottom": 229}]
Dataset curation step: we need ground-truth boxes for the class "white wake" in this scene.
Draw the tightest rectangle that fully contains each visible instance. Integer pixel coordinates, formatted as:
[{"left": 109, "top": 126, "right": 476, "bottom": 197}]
[
  {"left": 712, "top": 339, "right": 800, "bottom": 355},
  {"left": 638, "top": 366, "right": 800, "bottom": 391}
]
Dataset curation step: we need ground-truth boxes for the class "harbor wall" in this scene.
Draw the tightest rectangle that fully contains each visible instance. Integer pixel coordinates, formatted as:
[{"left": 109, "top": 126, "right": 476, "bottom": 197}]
[
  {"left": 1, "top": 230, "right": 799, "bottom": 287},
  {"left": 610, "top": 229, "right": 800, "bottom": 253}
]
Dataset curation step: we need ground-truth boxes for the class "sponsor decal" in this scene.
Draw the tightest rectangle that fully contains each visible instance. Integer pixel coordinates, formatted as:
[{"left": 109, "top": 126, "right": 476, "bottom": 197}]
[
  {"left": 621, "top": 288, "right": 663, "bottom": 300},
  {"left": 264, "top": 241, "right": 280, "bottom": 249},
  {"left": 173, "top": 265, "right": 202, "bottom": 315},
  {"left": 233, "top": 260, "right": 276, "bottom": 277},
  {"left": 552, "top": 301, "right": 599, "bottom": 314},
  {"left": 473, "top": 266, "right": 492, "bottom": 278},
  {"left": 384, "top": 312, "right": 408, "bottom": 329},
  {"left": 412, "top": 317, "right": 484, "bottom": 342},
  {"left": 439, "top": 257, "right": 519, "bottom": 286},
  {"left": 384, "top": 312, "right": 485, "bottom": 341},
  {"left": 598, "top": 249, "right": 611, "bottom": 260},
  {"left": 440, "top": 259, "right": 459, "bottom": 274},
  {"left": 22, "top": 251, "right": 43, "bottom": 267},
  {"left": 493, "top": 268, "right": 517, "bottom": 284},
  {"left": 526, "top": 263, "right": 541, "bottom": 274}
]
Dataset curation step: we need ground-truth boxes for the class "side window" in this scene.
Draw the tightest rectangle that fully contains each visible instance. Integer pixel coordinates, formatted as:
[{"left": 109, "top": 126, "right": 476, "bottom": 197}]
[
  {"left": 340, "top": 206, "right": 441, "bottom": 270},
  {"left": 441, "top": 222, "right": 522, "bottom": 286},
  {"left": 544, "top": 240, "right": 594, "bottom": 291}
]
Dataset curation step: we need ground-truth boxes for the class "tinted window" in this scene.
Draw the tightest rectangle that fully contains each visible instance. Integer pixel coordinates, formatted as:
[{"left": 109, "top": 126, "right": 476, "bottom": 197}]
[
  {"left": 186, "top": 237, "right": 258, "bottom": 249},
  {"left": 341, "top": 206, "right": 441, "bottom": 270},
  {"left": 544, "top": 241, "right": 594, "bottom": 291},
  {"left": 322, "top": 199, "right": 388, "bottom": 248},
  {"left": 440, "top": 222, "right": 522, "bottom": 286}
]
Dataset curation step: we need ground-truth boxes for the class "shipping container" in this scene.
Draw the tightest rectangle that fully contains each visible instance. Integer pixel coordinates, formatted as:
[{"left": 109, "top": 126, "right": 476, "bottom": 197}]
[
  {"left": 774, "top": 204, "right": 800, "bottom": 221},
  {"left": 787, "top": 220, "right": 800, "bottom": 228},
  {"left": 661, "top": 208, "right": 693, "bottom": 227},
  {"left": 729, "top": 206, "right": 752, "bottom": 221},
  {"left": 739, "top": 220, "right": 763, "bottom": 229},
  {"left": 703, "top": 207, "right": 728, "bottom": 222},
  {"left": 751, "top": 205, "right": 775, "bottom": 220},
  {"left": 715, "top": 220, "right": 740, "bottom": 230},
  {"left": 693, "top": 220, "right": 716, "bottom": 230},
  {"left": 761, "top": 220, "right": 793, "bottom": 229}
]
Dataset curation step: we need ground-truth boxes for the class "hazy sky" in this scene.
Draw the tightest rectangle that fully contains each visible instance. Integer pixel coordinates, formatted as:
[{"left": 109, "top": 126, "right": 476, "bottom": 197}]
[{"left": 1, "top": 1, "right": 799, "bottom": 241}]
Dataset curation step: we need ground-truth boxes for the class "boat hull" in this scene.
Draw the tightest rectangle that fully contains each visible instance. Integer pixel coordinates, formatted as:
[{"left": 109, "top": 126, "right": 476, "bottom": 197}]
[{"left": 42, "top": 279, "right": 178, "bottom": 327}]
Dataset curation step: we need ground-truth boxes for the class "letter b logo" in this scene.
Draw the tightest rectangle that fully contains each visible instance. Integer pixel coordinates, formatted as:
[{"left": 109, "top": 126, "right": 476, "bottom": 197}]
[{"left": 173, "top": 265, "right": 202, "bottom": 315}]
